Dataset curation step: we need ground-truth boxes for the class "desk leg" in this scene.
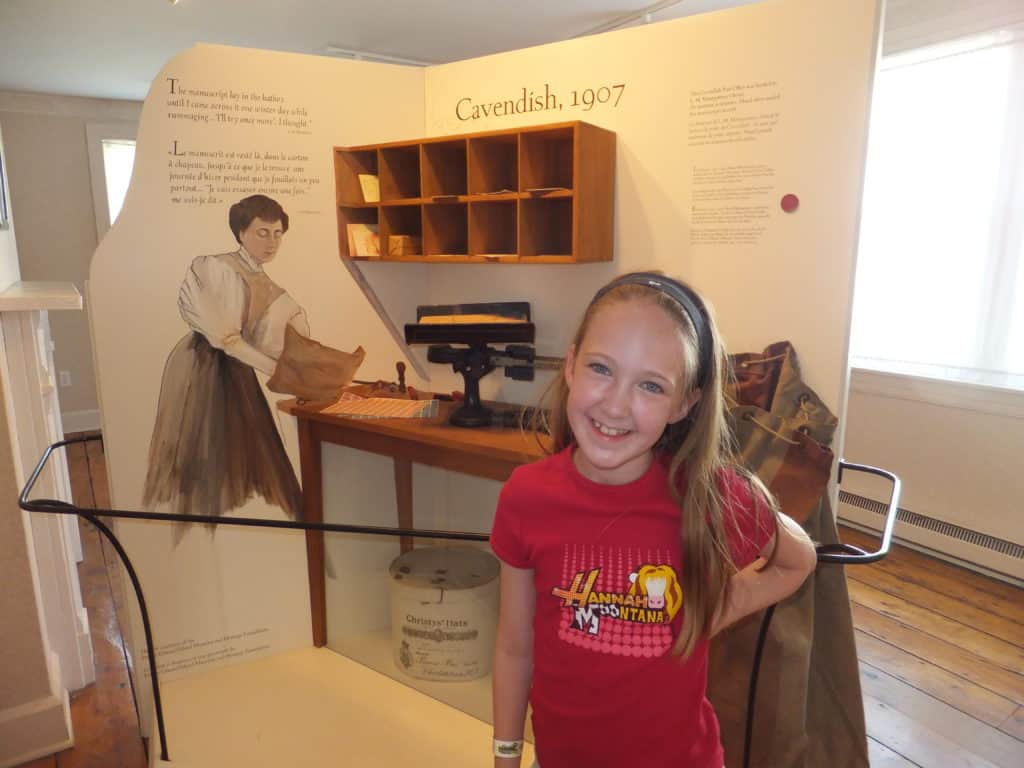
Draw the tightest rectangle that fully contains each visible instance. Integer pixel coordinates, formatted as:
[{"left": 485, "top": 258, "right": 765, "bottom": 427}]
[
  {"left": 394, "top": 457, "right": 414, "bottom": 554},
  {"left": 299, "top": 419, "right": 327, "bottom": 647}
]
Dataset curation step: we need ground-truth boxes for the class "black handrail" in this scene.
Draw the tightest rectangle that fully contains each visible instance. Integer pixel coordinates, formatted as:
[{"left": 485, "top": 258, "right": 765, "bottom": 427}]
[
  {"left": 21, "top": 438, "right": 490, "bottom": 541},
  {"left": 815, "top": 460, "right": 901, "bottom": 564}
]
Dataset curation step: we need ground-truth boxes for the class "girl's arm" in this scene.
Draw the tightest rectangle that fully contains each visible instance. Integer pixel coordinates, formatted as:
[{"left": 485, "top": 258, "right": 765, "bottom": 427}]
[
  {"left": 492, "top": 562, "right": 535, "bottom": 768},
  {"left": 711, "top": 512, "right": 817, "bottom": 635}
]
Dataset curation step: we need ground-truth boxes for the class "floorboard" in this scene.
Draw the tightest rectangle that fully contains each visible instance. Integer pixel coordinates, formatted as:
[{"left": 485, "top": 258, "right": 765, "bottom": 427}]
[
  {"left": 848, "top": 578, "right": 1024, "bottom": 675},
  {"left": 863, "top": 695, "right": 1003, "bottom": 768},
  {"left": 64, "top": 441, "right": 93, "bottom": 509},
  {"left": 860, "top": 663, "right": 1024, "bottom": 766},
  {"left": 84, "top": 438, "right": 109, "bottom": 509},
  {"left": 853, "top": 604, "right": 1024, "bottom": 704},
  {"left": 848, "top": 567, "right": 1022, "bottom": 646},
  {"left": 867, "top": 737, "right": 921, "bottom": 767},
  {"left": 1000, "top": 706, "right": 1024, "bottom": 741},
  {"left": 855, "top": 629, "right": 1018, "bottom": 728},
  {"left": 839, "top": 527, "right": 1024, "bottom": 616},
  {"left": 51, "top": 519, "right": 147, "bottom": 768}
]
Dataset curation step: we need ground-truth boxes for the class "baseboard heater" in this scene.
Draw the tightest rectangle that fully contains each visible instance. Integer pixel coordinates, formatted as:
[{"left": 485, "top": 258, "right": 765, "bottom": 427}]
[{"left": 838, "top": 490, "right": 1023, "bottom": 571}]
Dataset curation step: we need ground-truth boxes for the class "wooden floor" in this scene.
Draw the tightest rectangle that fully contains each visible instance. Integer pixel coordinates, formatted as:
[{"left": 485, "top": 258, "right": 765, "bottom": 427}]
[{"left": 17, "top": 435, "right": 1024, "bottom": 767}]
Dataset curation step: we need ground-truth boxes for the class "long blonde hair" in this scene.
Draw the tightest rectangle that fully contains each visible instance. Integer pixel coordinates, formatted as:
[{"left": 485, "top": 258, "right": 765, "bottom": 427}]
[{"left": 532, "top": 273, "right": 776, "bottom": 657}]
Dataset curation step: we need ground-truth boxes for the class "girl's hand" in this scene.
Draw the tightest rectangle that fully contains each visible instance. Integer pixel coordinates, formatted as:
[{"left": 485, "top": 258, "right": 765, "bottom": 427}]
[{"left": 712, "top": 513, "right": 817, "bottom": 635}]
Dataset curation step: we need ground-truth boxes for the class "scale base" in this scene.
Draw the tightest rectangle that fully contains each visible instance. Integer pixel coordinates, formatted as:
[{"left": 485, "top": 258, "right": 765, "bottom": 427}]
[{"left": 448, "top": 401, "right": 494, "bottom": 428}]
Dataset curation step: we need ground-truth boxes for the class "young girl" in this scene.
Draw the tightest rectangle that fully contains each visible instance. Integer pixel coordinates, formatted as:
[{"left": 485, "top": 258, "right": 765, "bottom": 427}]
[{"left": 490, "top": 272, "right": 817, "bottom": 768}]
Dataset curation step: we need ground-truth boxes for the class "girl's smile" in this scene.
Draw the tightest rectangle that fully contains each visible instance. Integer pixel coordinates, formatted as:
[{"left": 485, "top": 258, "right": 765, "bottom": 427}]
[
  {"left": 564, "top": 299, "right": 700, "bottom": 485},
  {"left": 591, "top": 418, "right": 630, "bottom": 437}
]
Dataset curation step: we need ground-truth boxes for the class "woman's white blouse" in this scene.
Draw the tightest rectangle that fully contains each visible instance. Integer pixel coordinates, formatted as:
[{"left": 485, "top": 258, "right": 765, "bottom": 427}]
[{"left": 178, "top": 252, "right": 309, "bottom": 374}]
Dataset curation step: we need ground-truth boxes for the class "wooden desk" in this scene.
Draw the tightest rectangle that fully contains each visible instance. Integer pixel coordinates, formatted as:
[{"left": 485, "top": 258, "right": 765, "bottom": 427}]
[{"left": 279, "top": 399, "right": 547, "bottom": 646}]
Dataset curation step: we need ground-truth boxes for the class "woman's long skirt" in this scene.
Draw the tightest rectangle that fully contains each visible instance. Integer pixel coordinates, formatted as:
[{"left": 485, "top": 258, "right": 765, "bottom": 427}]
[{"left": 143, "top": 332, "right": 302, "bottom": 528}]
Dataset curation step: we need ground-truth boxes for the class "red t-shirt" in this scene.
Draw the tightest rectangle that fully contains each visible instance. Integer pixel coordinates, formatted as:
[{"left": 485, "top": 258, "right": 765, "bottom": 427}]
[{"left": 490, "top": 447, "right": 775, "bottom": 768}]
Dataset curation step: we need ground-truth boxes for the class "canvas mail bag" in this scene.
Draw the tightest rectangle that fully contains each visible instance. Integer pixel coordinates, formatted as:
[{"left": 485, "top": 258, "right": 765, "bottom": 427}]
[{"left": 708, "top": 341, "right": 868, "bottom": 768}]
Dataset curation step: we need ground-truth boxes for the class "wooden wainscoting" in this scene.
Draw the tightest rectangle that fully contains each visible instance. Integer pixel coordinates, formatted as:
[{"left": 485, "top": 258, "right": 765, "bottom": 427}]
[{"left": 16, "top": 436, "right": 1023, "bottom": 767}]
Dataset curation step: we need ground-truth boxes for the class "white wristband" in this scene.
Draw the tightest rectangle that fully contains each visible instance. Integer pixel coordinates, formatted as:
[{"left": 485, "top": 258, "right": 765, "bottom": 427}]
[{"left": 493, "top": 738, "right": 524, "bottom": 758}]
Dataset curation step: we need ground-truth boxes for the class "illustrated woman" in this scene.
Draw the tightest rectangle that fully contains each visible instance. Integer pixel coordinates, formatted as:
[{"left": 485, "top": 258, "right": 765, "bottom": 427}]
[
  {"left": 144, "top": 194, "right": 362, "bottom": 531},
  {"left": 490, "top": 272, "right": 817, "bottom": 767}
]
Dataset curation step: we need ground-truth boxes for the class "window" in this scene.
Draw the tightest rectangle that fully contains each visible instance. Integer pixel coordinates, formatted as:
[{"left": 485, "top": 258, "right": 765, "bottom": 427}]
[
  {"left": 850, "top": 25, "right": 1024, "bottom": 390},
  {"left": 101, "top": 139, "right": 135, "bottom": 225},
  {"left": 85, "top": 122, "right": 136, "bottom": 239}
]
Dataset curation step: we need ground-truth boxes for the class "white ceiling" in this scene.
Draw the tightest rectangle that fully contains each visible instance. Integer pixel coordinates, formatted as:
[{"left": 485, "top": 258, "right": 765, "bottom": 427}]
[{"left": 0, "top": 0, "right": 751, "bottom": 102}]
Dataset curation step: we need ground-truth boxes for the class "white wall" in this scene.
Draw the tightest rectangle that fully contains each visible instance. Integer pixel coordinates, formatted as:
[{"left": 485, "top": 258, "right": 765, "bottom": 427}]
[
  {"left": 422, "top": 0, "right": 882, "bottom": 415},
  {"left": 0, "top": 90, "right": 141, "bottom": 431},
  {"left": 89, "top": 45, "right": 427, "bottom": 734},
  {"left": 841, "top": 369, "right": 1024, "bottom": 581},
  {"left": 417, "top": 0, "right": 882, "bottom": 538}
]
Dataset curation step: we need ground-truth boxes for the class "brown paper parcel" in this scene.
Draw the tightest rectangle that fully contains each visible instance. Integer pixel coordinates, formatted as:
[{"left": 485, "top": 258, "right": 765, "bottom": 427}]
[{"left": 267, "top": 324, "right": 366, "bottom": 403}]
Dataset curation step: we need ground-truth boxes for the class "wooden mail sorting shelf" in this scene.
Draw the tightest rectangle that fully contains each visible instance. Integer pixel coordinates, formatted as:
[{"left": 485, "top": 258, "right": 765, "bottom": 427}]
[{"left": 334, "top": 121, "right": 615, "bottom": 264}]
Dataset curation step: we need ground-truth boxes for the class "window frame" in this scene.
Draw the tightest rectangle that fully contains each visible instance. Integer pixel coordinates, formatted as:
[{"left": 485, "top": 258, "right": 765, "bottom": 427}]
[{"left": 850, "top": 26, "right": 1024, "bottom": 392}]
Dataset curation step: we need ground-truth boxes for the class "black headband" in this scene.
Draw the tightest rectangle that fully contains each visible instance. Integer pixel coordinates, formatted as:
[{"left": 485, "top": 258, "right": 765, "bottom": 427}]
[{"left": 591, "top": 272, "right": 714, "bottom": 390}]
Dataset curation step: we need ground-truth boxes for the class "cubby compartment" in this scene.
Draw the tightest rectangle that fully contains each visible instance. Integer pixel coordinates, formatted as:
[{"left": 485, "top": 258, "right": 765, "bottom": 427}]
[
  {"left": 422, "top": 203, "right": 468, "bottom": 257},
  {"left": 338, "top": 206, "right": 380, "bottom": 260},
  {"left": 379, "top": 145, "right": 421, "bottom": 201},
  {"left": 421, "top": 139, "right": 468, "bottom": 198},
  {"left": 468, "top": 134, "right": 518, "bottom": 195},
  {"left": 519, "top": 197, "right": 572, "bottom": 258},
  {"left": 380, "top": 204, "right": 423, "bottom": 258},
  {"left": 469, "top": 201, "right": 517, "bottom": 257},
  {"left": 519, "top": 127, "right": 574, "bottom": 192},
  {"left": 335, "top": 149, "right": 378, "bottom": 205}
]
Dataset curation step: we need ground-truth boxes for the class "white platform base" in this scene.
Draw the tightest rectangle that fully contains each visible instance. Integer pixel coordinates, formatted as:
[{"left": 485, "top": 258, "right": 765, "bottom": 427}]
[
  {"left": 334, "top": 629, "right": 493, "bottom": 724},
  {"left": 150, "top": 646, "right": 535, "bottom": 767}
]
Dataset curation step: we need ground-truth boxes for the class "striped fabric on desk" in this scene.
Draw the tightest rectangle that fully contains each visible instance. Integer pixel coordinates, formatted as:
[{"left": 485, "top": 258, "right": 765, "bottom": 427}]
[{"left": 319, "top": 396, "right": 440, "bottom": 420}]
